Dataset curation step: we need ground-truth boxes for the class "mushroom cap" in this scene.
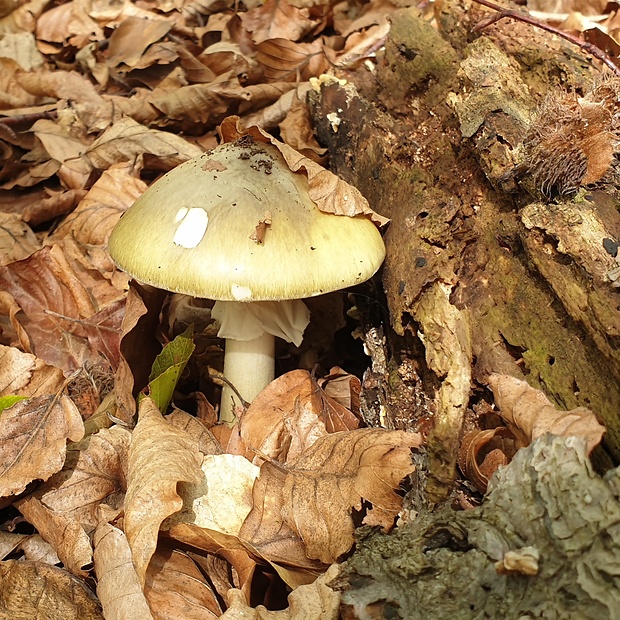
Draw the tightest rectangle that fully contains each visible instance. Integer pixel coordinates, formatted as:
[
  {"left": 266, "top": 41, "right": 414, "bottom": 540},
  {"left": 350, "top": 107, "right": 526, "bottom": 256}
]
[{"left": 108, "top": 139, "right": 385, "bottom": 301}]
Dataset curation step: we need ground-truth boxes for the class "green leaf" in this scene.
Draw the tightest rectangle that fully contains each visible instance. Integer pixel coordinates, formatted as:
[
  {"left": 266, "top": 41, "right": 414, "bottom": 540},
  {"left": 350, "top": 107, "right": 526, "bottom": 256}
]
[
  {"left": 0, "top": 395, "right": 29, "bottom": 415},
  {"left": 144, "top": 326, "right": 195, "bottom": 413}
]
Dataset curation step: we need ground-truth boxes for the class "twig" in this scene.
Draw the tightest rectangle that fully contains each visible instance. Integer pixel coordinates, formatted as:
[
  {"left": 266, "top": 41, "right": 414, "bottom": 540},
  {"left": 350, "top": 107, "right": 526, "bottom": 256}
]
[
  {"left": 0, "top": 109, "right": 58, "bottom": 126},
  {"left": 470, "top": 0, "right": 620, "bottom": 78}
]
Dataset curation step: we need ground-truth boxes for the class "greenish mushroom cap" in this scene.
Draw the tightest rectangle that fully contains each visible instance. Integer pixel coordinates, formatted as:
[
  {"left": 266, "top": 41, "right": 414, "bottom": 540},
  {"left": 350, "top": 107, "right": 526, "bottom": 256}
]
[{"left": 108, "top": 139, "right": 385, "bottom": 301}]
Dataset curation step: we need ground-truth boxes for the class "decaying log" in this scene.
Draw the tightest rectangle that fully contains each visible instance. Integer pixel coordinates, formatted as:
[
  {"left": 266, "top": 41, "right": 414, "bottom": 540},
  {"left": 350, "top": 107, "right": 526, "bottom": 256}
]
[
  {"left": 309, "top": 1, "right": 620, "bottom": 507},
  {"left": 333, "top": 435, "right": 620, "bottom": 619}
]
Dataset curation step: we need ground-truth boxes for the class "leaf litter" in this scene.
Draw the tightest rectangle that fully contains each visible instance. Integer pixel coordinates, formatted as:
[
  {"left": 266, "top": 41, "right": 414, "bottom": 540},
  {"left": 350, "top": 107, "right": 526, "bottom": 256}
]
[{"left": 0, "top": 0, "right": 614, "bottom": 617}]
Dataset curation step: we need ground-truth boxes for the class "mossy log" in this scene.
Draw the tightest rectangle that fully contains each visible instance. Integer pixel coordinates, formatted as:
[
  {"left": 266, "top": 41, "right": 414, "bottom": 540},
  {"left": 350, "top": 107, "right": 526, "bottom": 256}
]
[{"left": 309, "top": 1, "right": 620, "bottom": 504}]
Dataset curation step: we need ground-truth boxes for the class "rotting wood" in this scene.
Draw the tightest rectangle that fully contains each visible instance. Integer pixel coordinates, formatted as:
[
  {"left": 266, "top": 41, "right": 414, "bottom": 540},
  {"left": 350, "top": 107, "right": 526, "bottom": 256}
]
[{"left": 309, "top": 1, "right": 620, "bottom": 505}]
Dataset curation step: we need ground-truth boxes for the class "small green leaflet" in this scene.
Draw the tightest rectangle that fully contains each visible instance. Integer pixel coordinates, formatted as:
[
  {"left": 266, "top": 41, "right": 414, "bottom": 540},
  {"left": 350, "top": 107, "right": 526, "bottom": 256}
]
[
  {"left": 143, "top": 326, "right": 195, "bottom": 414},
  {"left": 0, "top": 395, "right": 29, "bottom": 415}
]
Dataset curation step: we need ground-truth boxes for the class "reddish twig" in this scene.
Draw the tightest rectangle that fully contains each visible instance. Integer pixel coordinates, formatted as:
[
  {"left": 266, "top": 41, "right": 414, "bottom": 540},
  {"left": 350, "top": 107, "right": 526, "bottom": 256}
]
[
  {"left": 0, "top": 109, "right": 58, "bottom": 126},
  {"left": 470, "top": 0, "right": 620, "bottom": 78}
]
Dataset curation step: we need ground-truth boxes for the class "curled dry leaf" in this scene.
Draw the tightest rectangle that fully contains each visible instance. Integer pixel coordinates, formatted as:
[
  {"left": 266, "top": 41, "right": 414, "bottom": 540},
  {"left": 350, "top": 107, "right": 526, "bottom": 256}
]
[
  {"left": 240, "top": 428, "right": 421, "bottom": 565},
  {"left": 124, "top": 397, "right": 203, "bottom": 586},
  {"left": 93, "top": 522, "right": 154, "bottom": 620},
  {"left": 488, "top": 373, "right": 606, "bottom": 454},
  {"left": 0, "top": 560, "right": 103, "bottom": 620},
  {"left": 220, "top": 117, "right": 389, "bottom": 225},
  {"left": 240, "top": 369, "right": 359, "bottom": 464},
  {"left": 0, "top": 344, "right": 64, "bottom": 397},
  {"left": 0, "top": 393, "right": 84, "bottom": 497},
  {"left": 15, "top": 495, "right": 93, "bottom": 577},
  {"left": 144, "top": 548, "right": 223, "bottom": 619},
  {"left": 457, "top": 427, "right": 518, "bottom": 493}
]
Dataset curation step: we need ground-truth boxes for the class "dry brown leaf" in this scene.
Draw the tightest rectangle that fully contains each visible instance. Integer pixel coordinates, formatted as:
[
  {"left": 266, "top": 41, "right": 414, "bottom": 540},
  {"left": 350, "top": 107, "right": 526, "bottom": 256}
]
[
  {"left": 256, "top": 38, "right": 327, "bottom": 82},
  {"left": 124, "top": 397, "right": 203, "bottom": 586},
  {"left": 81, "top": 117, "right": 203, "bottom": 170},
  {"left": 0, "top": 393, "right": 83, "bottom": 497},
  {"left": 222, "top": 564, "right": 340, "bottom": 620},
  {"left": 36, "top": 1, "right": 103, "bottom": 46},
  {"left": 0, "top": 32, "right": 44, "bottom": 70},
  {"left": 31, "top": 426, "right": 130, "bottom": 532},
  {"left": 457, "top": 427, "right": 518, "bottom": 493},
  {"left": 0, "top": 560, "right": 103, "bottom": 619},
  {"left": 240, "top": 0, "right": 318, "bottom": 45},
  {"left": 149, "top": 74, "right": 250, "bottom": 124},
  {"left": 166, "top": 523, "right": 259, "bottom": 593},
  {"left": 52, "top": 162, "right": 146, "bottom": 245},
  {"left": 2, "top": 532, "right": 60, "bottom": 564},
  {"left": 0, "top": 241, "right": 126, "bottom": 372},
  {"left": 0, "top": 344, "right": 64, "bottom": 397},
  {"left": 166, "top": 408, "right": 223, "bottom": 456},
  {"left": 0, "top": 211, "right": 40, "bottom": 264},
  {"left": 241, "top": 428, "right": 420, "bottom": 565},
  {"left": 488, "top": 373, "right": 606, "bottom": 453},
  {"left": 278, "top": 89, "right": 328, "bottom": 161},
  {"left": 0, "top": 58, "right": 41, "bottom": 108},
  {"left": 17, "top": 70, "right": 104, "bottom": 106},
  {"left": 240, "top": 369, "right": 359, "bottom": 464},
  {"left": 107, "top": 16, "right": 172, "bottom": 68},
  {"left": 15, "top": 495, "right": 93, "bottom": 577},
  {"left": 93, "top": 522, "right": 154, "bottom": 620},
  {"left": 144, "top": 547, "right": 223, "bottom": 619},
  {"left": 22, "top": 188, "right": 87, "bottom": 227}
]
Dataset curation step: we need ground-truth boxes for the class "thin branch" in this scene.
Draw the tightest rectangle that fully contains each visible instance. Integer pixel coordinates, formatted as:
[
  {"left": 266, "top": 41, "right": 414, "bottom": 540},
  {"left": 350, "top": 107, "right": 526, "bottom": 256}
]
[{"left": 470, "top": 0, "right": 620, "bottom": 77}]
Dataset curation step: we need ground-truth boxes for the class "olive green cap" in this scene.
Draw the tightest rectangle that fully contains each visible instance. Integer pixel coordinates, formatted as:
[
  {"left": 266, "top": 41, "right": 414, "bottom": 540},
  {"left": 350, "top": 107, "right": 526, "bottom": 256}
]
[{"left": 108, "top": 139, "right": 385, "bottom": 301}]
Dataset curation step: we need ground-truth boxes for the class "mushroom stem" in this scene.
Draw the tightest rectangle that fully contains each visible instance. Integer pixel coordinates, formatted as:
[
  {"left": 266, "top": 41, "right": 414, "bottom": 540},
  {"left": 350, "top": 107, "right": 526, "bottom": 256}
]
[{"left": 220, "top": 332, "right": 275, "bottom": 423}]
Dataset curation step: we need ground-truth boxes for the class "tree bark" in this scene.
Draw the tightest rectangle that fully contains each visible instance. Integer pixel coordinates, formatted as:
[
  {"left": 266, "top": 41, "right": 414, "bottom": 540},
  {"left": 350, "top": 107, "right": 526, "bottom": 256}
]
[{"left": 309, "top": 1, "right": 620, "bottom": 504}]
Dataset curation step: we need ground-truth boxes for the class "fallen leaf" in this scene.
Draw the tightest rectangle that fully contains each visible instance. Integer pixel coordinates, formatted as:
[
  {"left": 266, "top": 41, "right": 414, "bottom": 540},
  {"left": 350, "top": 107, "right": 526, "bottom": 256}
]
[
  {"left": 29, "top": 426, "right": 130, "bottom": 532},
  {"left": 488, "top": 373, "right": 606, "bottom": 453},
  {"left": 144, "top": 547, "right": 223, "bottom": 619},
  {"left": 52, "top": 162, "right": 146, "bottom": 245},
  {"left": 106, "top": 17, "right": 172, "bottom": 68},
  {"left": 81, "top": 117, "right": 202, "bottom": 171},
  {"left": 240, "top": 428, "right": 421, "bottom": 564},
  {"left": 0, "top": 344, "right": 64, "bottom": 397},
  {"left": 240, "top": 0, "right": 317, "bottom": 45},
  {"left": 165, "top": 453, "right": 259, "bottom": 535},
  {"left": 93, "top": 522, "right": 154, "bottom": 620},
  {"left": 0, "top": 242, "right": 126, "bottom": 373},
  {"left": 240, "top": 369, "right": 360, "bottom": 464},
  {"left": 457, "top": 427, "right": 518, "bottom": 493},
  {"left": 221, "top": 564, "right": 340, "bottom": 620},
  {"left": 0, "top": 212, "right": 40, "bottom": 264},
  {"left": 256, "top": 38, "right": 327, "bottom": 82},
  {"left": 0, "top": 560, "right": 103, "bottom": 619},
  {"left": 15, "top": 495, "right": 93, "bottom": 577},
  {"left": 124, "top": 397, "right": 203, "bottom": 586},
  {"left": 0, "top": 393, "right": 84, "bottom": 497},
  {"left": 219, "top": 117, "right": 389, "bottom": 225}
]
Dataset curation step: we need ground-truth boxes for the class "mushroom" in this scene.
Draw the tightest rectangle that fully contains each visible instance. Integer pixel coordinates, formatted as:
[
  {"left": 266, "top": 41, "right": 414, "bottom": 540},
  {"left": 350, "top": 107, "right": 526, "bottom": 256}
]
[{"left": 108, "top": 134, "right": 386, "bottom": 422}]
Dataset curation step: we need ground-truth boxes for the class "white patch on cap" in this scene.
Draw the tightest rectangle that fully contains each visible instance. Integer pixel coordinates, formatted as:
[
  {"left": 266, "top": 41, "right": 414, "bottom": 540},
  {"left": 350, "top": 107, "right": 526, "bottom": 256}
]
[
  {"left": 231, "top": 284, "right": 252, "bottom": 300},
  {"left": 174, "top": 207, "right": 188, "bottom": 222},
  {"left": 173, "top": 208, "right": 208, "bottom": 248}
]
